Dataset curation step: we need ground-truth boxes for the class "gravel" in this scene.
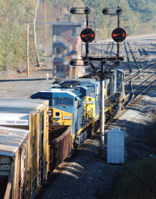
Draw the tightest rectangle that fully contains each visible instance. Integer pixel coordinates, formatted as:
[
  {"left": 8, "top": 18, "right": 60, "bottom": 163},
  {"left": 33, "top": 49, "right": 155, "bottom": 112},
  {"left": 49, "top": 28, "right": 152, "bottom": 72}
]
[
  {"left": 0, "top": 67, "right": 156, "bottom": 199},
  {"left": 0, "top": 79, "right": 52, "bottom": 99},
  {"left": 0, "top": 66, "right": 54, "bottom": 98}
]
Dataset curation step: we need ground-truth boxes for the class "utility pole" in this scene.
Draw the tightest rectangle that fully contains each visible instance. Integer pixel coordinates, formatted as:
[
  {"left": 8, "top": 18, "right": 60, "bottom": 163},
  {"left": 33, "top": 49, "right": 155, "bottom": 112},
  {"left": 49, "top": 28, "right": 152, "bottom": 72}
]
[
  {"left": 44, "top": 0, "right": 47, "bottom": 56},
  {"left": 34, "top": 0, "right": 40, "bottom": 66},
  {"left": 99, "top": 60, "right": 106, "bottom": 157},
  {"left": 26, "top": 23, "right": 30, "bottom": 77}
]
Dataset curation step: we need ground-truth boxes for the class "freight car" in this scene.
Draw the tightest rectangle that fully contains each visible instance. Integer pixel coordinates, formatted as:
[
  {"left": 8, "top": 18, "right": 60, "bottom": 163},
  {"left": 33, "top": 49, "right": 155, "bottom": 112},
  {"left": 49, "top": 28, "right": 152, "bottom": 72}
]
[
  {"left": 0, "top": 99, "right": 73, "bottom": 199},
  {"left": 0, "top": 99, "right": 49, "bottom": 199},
  {"left": 0, "top": 126, "right": 30, "bottom": 199},
  {"left": 31, "top": 68, "right": 125, "bottom": 149}
]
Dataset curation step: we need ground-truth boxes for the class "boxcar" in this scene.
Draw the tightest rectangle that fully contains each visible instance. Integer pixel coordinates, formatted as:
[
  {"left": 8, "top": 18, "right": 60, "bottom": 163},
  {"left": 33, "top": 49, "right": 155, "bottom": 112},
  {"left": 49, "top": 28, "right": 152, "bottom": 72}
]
[
  {"left": 0, "top": 126, "right": 29, "bottom": 199},
  {"left": 0, "top": 99, "right": 49, "bottom": 199}
]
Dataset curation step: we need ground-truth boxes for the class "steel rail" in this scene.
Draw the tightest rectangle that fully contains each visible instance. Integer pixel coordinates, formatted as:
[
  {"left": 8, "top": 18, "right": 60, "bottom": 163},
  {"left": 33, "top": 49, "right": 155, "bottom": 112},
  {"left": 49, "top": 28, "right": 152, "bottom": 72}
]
[{"left": 125, "top": 73, "right": 156, "bottom": 107}]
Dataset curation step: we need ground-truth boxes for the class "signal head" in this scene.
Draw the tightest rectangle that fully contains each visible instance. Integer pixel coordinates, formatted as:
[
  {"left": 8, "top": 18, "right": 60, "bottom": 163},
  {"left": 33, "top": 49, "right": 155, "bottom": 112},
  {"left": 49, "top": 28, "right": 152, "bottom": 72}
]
[
  {"left": 116, "top": 7, "right": 122, "bottom": 15},
  {"left": 114, "top": 61, "right": 121, "bottom": 65},
  {"left": 70, "top": 7, "right": 77, "bottom": 14},
  {"left": 83, "top": 60, "right": 90, "bottom": 66},
  {"left": 102, "top": 7, "right": 109, "bottom": 15},
  {"left": 80, "top": 28, "right": 95, "bottom": 43},
  {"left": 84, "top": 7, "right": 91, "bottom": 14},
  {"left": 70, "top": 59, "right": 77, "bottom": 66},
  {"left": 102, "top": 60, "right": 107, "bottom": 65},
  {"left": 111, "top": 28, "right": 126, "bottom": 42}
]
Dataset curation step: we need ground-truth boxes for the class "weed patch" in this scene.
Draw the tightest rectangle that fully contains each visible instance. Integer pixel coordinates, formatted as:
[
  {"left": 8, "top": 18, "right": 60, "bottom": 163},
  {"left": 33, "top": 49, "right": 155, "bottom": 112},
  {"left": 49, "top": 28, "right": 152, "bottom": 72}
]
[{"left": 116, "top": 158, "right": 156, "bottom": 199}]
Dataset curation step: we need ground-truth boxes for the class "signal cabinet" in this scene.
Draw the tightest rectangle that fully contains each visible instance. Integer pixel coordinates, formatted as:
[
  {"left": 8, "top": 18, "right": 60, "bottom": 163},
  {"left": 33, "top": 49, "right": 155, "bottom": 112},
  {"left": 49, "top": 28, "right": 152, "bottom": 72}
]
[{"left": 107, "top": 128, "right": 125, "bottom": 164}]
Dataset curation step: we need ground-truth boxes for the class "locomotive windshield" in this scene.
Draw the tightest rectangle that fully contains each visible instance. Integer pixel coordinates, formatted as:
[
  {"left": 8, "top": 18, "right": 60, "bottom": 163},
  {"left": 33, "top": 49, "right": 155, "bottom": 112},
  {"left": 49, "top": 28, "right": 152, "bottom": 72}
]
[{"left": 52, "top": 98, "right": 73, "bottom": 106}]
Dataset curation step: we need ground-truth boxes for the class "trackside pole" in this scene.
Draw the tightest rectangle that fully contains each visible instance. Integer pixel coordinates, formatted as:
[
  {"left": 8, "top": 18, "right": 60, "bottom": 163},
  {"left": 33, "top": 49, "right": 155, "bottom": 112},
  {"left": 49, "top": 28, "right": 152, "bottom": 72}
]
[{"left": 99, "top": 61, "right": 105, "bottom": 157}]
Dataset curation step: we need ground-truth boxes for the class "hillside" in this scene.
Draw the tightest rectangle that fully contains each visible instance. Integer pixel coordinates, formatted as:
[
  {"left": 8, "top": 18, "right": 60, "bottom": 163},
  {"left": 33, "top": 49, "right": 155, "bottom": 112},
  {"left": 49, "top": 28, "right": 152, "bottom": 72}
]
[
  {"left": 47, "top": 0, "right": 156, "bottom": 39},
  {"left": 81, "top": 0, "right": 156, "bottom": 38},
  {"left": 0, "top": 0, "right": 156, "bottom": 73}
]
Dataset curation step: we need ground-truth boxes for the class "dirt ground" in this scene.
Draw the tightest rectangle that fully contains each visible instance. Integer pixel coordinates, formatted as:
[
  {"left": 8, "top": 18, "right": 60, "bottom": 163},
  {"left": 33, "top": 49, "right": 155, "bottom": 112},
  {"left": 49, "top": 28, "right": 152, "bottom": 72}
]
[
  {"left": 0, "top": 59, "right": 53, "bottom": 80},
  {"left": 0, "top": 58, "right": 55, "bottom": 99}
]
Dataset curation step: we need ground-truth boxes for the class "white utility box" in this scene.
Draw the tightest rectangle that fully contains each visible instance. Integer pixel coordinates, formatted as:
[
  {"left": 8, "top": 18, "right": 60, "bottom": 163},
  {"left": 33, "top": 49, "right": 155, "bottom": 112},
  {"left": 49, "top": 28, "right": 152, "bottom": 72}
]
[{"left": 107, "top": 128, "right": 125, "bottom": 164}]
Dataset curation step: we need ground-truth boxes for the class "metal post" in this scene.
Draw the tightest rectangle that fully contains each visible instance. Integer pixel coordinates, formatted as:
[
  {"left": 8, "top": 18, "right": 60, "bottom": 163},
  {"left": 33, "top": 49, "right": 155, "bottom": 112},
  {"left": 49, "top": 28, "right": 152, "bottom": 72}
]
[
  {"left": 99, "top": 61, "right": 105, "bottom": 157},
  {"left": 117, "top": 42, "right": 120, "bottom": 57},
  {"left": 94, "top": 17, "right": 96, "bottom": 44},
  {"left": 117, "top": 13, "right": 120, "bottom": 28},
  {"left": 117, "top": 13, "right": 120, "bottom": 57},
  {"left": 70, "top": 65, "right": 73, "bottom": 78},
  {"left": 86, "top": 13, "right": 89, "bottom": 27},
  {"left": 86, "top": 43, "right": 89, "bottom": 57}
]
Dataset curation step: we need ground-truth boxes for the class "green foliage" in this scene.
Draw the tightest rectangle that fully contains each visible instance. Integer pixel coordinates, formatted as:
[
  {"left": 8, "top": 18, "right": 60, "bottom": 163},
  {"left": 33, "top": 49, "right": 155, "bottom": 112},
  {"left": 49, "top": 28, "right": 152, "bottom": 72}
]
[
  {"left": 127, "top": 0, "right": 156, "bottom": 22},
  {"left": 80, "top": 0, "right": 156, "bottom": 39},
  {"left": 0, "top": 0, "right": 36, "bottom": 71},
  {"left": 0, "top": 0, "right": 156, "bottom": 72}
]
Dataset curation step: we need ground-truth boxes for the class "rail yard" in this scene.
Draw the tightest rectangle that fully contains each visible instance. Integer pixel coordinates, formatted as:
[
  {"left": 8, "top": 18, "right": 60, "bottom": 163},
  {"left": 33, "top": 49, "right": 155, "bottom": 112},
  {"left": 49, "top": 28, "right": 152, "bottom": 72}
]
[{"left": 0, "top": 34, "right": 156, "bottom": 199}]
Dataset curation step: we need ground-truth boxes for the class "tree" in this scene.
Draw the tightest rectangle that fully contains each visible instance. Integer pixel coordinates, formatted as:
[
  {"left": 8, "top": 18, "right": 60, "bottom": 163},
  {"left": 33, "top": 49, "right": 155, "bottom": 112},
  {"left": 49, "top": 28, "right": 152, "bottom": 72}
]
[{"left": 33, "top": 0, "right": 40, "bottom": 66}]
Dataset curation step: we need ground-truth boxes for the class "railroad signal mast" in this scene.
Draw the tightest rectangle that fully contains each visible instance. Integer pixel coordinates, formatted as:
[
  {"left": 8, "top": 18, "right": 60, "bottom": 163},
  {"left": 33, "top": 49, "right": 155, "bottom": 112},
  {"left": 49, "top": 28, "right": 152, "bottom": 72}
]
[
  {"left": 70, "top": 6, "right": 126, "bottom": 158},
  {"left": 103, "top": 6, "right": 127, "bottom": 57},
  {"left": 70, "top": 7, "right": 95, "bottom": 58}
]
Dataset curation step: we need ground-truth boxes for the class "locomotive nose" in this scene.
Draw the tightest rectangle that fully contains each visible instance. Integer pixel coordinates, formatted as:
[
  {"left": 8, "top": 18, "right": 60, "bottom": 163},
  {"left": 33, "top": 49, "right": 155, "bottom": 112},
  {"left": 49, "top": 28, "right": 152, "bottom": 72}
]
[{"left": 51, "top": 108, "right": 72, "bottom": 125}]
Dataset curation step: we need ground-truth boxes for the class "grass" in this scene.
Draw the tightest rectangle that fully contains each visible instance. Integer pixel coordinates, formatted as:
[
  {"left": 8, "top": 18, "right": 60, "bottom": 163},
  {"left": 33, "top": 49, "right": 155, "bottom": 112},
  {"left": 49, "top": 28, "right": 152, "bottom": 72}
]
[
  {"left": 116, "top": 158, "right": 156, "bottom": 199},
  {"left": 116, "top": 115, "right": 156, "bottom": 199},
  {"left": 146, "top": 117, "right": 156, "bottom": 148}
]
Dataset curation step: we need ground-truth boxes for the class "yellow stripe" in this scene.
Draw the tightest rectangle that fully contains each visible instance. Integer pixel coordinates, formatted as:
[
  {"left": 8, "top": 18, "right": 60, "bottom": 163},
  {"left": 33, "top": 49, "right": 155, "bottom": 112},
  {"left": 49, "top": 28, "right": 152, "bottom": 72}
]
[{"left": 76, "top": 120, "right": 93, "bottom": 135}]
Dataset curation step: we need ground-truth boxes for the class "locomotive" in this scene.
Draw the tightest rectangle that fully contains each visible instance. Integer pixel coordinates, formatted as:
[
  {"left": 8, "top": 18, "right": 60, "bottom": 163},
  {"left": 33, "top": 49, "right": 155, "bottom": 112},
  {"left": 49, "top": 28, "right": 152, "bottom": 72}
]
[{"left": 31, "top": 68, "right": 125, "bottom": 149}]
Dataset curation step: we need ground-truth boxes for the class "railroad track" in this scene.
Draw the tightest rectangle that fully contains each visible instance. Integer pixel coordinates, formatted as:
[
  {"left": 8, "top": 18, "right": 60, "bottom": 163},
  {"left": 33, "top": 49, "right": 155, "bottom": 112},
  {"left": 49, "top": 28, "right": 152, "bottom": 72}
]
[
  {"left": 88, "top": 42, "right": 156, "bottom": 111},
  {"left": 121, "top": 42, "right": 156, "bottom": 106},
  {"left": 125, "top": 73, "right": 156, "bottom": 107}
]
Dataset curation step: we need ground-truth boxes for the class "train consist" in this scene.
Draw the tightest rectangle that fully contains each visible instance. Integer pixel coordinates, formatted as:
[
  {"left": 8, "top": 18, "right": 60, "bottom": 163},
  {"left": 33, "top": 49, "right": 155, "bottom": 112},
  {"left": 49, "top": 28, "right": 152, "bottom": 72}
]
[
  {"left": 0, "top": 68, "right": 126, "bottom": 199},
  {"left": 31, "top": 68, "right": 125, "bottom": 149}
]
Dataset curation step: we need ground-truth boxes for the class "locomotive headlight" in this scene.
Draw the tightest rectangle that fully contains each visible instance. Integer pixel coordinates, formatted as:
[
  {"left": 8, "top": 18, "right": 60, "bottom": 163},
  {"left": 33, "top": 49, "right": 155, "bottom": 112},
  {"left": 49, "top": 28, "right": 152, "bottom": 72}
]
[{"left": 47, "top": 110, "right": 52, "bottom": 116}]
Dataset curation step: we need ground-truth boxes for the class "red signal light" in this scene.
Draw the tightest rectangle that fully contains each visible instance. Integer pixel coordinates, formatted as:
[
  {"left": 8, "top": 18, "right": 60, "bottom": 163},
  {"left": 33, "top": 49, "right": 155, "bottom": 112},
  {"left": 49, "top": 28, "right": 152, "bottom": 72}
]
[
  {"left": 112, "top": 34, "right": 117, "bottom": 37},
  {"left": 80, "top": 28, "right": 95, "bottom": 43},
  {"left": 111, "top": 28, "right": 126, "bottom": 42},
  {"left": 90, "top": 34, "right": 95, "bottom": 37}
]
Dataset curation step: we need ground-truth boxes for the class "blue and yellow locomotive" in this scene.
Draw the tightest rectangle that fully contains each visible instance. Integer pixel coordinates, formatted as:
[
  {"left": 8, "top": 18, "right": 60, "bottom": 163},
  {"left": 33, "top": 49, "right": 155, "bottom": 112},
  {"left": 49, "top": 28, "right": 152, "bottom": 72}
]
[{"left": 31, "top": 68, "right": 125, "bottom": 149}]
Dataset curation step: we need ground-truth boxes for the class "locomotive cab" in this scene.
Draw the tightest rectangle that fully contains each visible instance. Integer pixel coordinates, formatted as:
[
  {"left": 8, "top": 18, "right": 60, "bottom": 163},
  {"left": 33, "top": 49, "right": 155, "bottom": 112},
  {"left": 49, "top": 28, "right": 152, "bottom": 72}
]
[{"left": 31, "top": 89, "right": 79, "bottom": 127}]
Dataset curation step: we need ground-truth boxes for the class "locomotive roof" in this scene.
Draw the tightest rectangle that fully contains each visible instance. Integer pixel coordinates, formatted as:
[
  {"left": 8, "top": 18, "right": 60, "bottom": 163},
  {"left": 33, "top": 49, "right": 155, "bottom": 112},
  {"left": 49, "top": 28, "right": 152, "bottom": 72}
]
[
  {"left": 60, "top": 79, "right": 99, "bottom": 87},
  {"left": 38, "top": 89, "right": 79, "bottom": 98},
  {"left": 0, "top": 126, "right": 29, "bottom": 157},
  {"left": 0, "top": 99, "right": 48, "bottom": 114},
  {"left": 60, "top": 80, "right": 80, "bottom": 87}
]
